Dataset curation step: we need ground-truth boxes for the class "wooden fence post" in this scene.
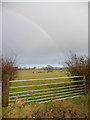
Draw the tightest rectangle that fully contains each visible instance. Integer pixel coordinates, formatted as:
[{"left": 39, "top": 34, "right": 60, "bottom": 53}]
[{"left": 2, "top": 75, "right": 9, "bottom": 107}]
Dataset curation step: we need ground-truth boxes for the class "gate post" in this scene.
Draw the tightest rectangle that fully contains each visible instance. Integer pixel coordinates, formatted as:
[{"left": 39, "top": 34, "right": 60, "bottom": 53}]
[
  {"left": 83, "top": 76, "right": 86, "bottom": 93},
  {"left": 2, "top": 75, "right": 9, "bottom": 107}
]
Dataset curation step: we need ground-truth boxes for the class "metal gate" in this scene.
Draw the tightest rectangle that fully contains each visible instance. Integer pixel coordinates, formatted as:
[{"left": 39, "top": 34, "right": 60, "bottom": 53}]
[{"left": 9, "top": 76, "right": 86, "bottom": 104}]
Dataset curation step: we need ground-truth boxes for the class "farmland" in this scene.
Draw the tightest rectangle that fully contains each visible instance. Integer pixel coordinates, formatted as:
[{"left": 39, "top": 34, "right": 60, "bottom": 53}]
[
  {"left": 16, "top": 69, "right": 67, "bottom": 79},
  {"left": 9, "top": 69, "right": 74, "bottom": 103},
  {"left": 3, "top": 69, "right": 88, "bottom": 118},
  {"left": 10, "top": 69, "right": 69, "bottom": 92}
]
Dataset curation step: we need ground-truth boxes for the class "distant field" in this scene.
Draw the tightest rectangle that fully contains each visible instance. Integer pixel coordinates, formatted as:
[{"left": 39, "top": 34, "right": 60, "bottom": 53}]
[
  {"left": 16, "top": 69, "right": 67, "bottom": 80},
  {"left": 10, "top": 69, "right": 70, "bottom": 93}
]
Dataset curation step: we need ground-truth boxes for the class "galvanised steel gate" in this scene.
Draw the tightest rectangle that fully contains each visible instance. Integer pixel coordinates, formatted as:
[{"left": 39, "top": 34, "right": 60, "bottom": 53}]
[{"left": 9, "top": 76, "right": 86, "bottom": 104}]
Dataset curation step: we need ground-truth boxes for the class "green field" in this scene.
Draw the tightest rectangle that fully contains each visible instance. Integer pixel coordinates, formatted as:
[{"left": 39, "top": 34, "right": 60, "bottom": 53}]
[
  {"left": 10, "top": 69, "right": 70, "bottom": 92},
  {"left": 10, "top": 69, "right": 73, "bottom": 102},
  {"left": 16, "top": 69, "right": 67, "bottom": 79},
  {"left": 9, "top": 69, "right": 85, "bottom": 104},
  {"left": 3, "top": 69, "right": 88, "bottom": 118}
]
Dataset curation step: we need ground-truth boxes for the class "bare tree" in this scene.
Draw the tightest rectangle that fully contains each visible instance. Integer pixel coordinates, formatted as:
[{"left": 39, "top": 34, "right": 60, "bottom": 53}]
[
  {"left": 65, "top": 52, "right": 88, "bottom": 79},
  {"left": 2, "top": 57, "right": 18, "bottom": 107}
]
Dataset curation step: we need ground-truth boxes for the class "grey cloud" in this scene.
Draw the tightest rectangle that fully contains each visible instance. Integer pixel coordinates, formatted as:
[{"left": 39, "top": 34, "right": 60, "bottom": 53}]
[{"left": 2, "top": 2, "right": 88, "bottom": 64}]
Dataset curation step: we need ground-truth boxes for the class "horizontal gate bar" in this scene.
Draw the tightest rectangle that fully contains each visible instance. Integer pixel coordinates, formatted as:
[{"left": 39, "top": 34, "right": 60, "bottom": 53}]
[
  {"left": 22, "top": 91, "right": 85, "bottom": 103},
  {"left": 9, "top": 94, "right": 83, "bottom": 105},
  {"left": 9, "top": 84, "right": 85, "bottom": 94},
  {"left": 39, "top": 94, "right": 84, "bottom": 103},
  {"left": 10, "top": 79, "right": 85, "bottom": 89},
  {"left": 9, "top": 89, "right": 84, "bottom": 101},
  {"left": 10, "top": 76, "right": 84, "bottom": 82},
  {"left": 9, "top": 87, "right": 85, "bottom": 98}
]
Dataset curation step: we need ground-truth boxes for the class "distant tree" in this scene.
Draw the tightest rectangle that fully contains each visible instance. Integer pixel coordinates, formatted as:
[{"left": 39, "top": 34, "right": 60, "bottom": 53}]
[
  {"left": 44, "top": 65, "right": 53, "bottom": 73},
  {"left": 33, "top": 67, "right": 36, "bottom": 69}
]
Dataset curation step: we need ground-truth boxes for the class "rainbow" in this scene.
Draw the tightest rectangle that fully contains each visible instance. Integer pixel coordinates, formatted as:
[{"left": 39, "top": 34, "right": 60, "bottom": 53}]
[{"left": 3, "top": 5, "right": 61, "bottom": 52}]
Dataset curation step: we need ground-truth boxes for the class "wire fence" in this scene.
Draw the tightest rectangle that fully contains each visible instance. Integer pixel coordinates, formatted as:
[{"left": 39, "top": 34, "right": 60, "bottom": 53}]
[{"left": 9, "top": 76, "right": 86, "bottom": 104}]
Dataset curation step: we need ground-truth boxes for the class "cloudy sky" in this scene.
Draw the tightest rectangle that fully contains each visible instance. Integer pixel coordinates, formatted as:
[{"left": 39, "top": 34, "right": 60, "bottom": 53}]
[{"left": 2, "top": 2, "right": 88, "bottom": 66}]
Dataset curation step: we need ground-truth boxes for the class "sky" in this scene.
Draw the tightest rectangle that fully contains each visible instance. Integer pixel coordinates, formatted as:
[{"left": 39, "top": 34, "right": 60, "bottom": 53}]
[{"left": 2, "top": 2, "right": 88, "bottom": 67}]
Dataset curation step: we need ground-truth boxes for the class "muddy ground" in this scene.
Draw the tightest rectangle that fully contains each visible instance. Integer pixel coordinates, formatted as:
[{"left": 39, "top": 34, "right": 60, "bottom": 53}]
[{"left": 33, "top": 108, "right": 87, "bottom": 118}]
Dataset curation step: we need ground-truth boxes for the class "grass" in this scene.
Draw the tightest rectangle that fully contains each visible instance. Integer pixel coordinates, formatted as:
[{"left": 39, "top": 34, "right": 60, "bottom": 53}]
[
  {"left": 2, "top": 69, "right": 88, "bottom": 118},
  {"left": 2, "top": 94, "right": 88, "bottom": 118},
  {"left": 10, "top": 69, "right": 77, "bottom": 92},
  {"left": 9, "top": 69, "right": 81, "bottom": 102},
  {"left": 10, "top": 69, "right": 71, "bottom": 94},
  {"left": 16, "top": 69, "right": 66, "bottom": 79},
  {"left": 9, "top": 69, "right": 85, "bottom": 103}
]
